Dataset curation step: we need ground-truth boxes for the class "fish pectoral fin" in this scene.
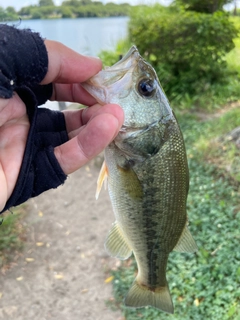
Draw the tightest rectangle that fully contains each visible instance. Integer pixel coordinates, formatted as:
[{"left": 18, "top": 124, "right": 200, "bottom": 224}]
[
  {"left": 124, "top": 281, "right": 174, "bottom": 314},
  {"left": 105, "top": 221, "right": 132, "bottom": 260},
  {"left": 174, "top": 225, "right": 198, "bottom": 253},
  {"left": 96, "top": 160, "right": 108, "bottom": 200}
]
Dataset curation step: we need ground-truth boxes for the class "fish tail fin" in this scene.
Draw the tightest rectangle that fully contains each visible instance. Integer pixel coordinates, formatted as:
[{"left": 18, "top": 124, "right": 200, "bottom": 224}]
[{"left": 124, "top": 280, "right": 174, "bottom": 314}]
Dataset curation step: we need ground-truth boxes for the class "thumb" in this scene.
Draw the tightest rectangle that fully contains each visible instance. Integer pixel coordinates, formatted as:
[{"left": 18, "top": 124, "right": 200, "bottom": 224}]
[
  {"left": 54, "top": 105, "right": 124, "bottom": 174},
  {"left": 42, "top": 40, "right": 102, "bottom": 84}
]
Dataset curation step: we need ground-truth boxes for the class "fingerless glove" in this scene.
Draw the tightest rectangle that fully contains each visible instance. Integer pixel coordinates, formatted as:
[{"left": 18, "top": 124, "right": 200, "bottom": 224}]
[{"left": 0, "top": 25, "right": 68, "bottom": 213}]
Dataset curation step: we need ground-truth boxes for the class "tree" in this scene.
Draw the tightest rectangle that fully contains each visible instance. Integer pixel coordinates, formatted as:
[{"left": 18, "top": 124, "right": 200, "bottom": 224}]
[
  {"left": 62, "top": 0, "right": 81, "bottom": 6},
  {"left": 6, "top": 6, "right": 16, "bottom": 14},
  {"left": 18, "top": 6, "right": 33, "bottom": 16},
  {"left": 0, "top": 6, "right": 7, "bottom": 20},
  {"left": 60, "top": 6, "right": 73, "bottom": 18},
  {"left": 5, "top": 6, "right": 18, "bottom": 20},
  {"left": 174, "top": 0, "right": 233, "bottom": 13},
  {"left": 39, "top": 0, "right": 54, "bottom": 6}
]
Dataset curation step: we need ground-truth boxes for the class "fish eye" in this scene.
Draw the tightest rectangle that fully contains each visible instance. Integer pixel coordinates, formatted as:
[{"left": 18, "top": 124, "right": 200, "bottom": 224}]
[{"left": 137, "top": 78, "right": 156, "bottom": 97}]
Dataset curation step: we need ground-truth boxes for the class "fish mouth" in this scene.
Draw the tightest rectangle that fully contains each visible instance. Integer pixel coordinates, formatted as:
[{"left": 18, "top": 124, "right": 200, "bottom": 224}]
[
  {"left": 110, "top": 46, "right": 140, "bottom": 68},
  {"left": 82, "top": 46, "right": 141, "bottom": 105}
]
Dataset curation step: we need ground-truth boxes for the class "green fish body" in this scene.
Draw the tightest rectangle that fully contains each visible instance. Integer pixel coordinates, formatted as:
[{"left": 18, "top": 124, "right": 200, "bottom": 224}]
[{"left": 82, "top": 46, "right": 197, "bottom": 314}]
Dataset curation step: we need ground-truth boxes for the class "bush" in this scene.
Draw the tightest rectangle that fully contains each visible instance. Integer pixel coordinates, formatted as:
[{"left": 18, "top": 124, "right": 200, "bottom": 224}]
[{"left": 128, "top": 5, "right": 238, "bottom": 100}]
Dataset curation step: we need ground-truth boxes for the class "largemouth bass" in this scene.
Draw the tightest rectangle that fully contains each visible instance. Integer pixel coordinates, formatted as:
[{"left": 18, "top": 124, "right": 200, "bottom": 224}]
[{"left": 82, "top": 46, "right": 197, "bottom": 314}]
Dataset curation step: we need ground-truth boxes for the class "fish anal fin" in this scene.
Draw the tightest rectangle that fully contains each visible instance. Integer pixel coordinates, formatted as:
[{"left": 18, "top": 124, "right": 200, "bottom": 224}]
[
  {"left": 96, "top": 160, "right": 108, "bottom": 200},
  {"left": 174, "top": 225, "right": 198, "bottom": 253},
  {"left": 105, "top": 221, "right": 132, "bottom": 260},
  {"left": 124, "top": 280, "right": 174, "bottom": 314}
]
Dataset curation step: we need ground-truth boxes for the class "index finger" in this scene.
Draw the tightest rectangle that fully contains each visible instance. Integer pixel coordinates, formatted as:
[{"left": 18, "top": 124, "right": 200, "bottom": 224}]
[{"left": 41, "top": 40, "right": 102, "bottom": 85}]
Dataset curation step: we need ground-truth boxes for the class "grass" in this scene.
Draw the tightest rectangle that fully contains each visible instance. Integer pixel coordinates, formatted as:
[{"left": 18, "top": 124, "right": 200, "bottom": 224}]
[
  {"left": 170, "top": 76, "right": 240, "bottom": 112},
  {"left": 0, "top": 206, "right": 27, "bottom": 268},
  {"left": 178, "top": 107, "right": 240, "bottom": 183}
]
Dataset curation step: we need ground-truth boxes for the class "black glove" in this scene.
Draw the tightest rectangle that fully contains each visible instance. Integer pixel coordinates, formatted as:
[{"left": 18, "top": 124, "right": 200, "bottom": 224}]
[{"left": 0, "top": 25, "right": 68, "bottom": 213}]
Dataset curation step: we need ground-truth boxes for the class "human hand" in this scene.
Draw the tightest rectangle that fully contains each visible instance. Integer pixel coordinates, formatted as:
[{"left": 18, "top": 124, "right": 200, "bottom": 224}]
[{"left": 0, "top": 40, "right": 124, "bottom": 211}]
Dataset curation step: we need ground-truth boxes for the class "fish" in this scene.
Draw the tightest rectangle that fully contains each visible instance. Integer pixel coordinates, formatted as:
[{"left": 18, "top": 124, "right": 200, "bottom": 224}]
[{"left": 82, "top": 46, "right": 197, "bottom": 314}]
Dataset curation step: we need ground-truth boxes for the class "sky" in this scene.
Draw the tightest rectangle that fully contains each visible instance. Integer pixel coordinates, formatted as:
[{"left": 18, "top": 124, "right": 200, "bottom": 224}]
[{"left": 0, "top": 0, "right": 173, "bottom": 11}]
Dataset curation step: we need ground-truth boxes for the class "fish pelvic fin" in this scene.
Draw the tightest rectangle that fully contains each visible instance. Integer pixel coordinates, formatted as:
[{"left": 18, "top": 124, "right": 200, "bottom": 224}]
[
  {"left": 96, "top": 160, "right": 108, "bottom": 200},
  {"left": 124, "top": 280, "right": 174, "bottom": 314},
  {"left": 105, "top": 221, "right": 132, "bottom": 260},
  {"left": 174, "top": 225, "right": 198, "bottom": 253}
]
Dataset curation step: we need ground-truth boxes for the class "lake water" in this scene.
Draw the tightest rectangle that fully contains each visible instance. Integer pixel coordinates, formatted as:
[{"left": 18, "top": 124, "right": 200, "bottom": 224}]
[
  {"left": 4, "top": 17, "right": 129, "bottom": 109},
  {"left": 14, "top": 17, "right": 129, "bottom": 56}
]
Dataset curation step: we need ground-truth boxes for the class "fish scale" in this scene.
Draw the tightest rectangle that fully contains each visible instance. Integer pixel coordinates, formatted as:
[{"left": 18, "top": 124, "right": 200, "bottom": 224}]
[{"left": 82, "top": 46, "right": 197, "bottom": 314}]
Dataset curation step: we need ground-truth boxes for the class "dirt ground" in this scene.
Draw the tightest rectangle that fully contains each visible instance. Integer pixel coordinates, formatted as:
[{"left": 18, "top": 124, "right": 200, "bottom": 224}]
[{"left": 0, "top": 157, "right": 123, "bottom": 320}]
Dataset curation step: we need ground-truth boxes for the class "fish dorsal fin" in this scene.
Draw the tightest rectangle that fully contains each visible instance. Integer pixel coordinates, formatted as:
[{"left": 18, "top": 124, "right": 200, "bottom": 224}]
[
  {"left": 174, "top": 225, "right": 198, "bottom": 253},
  {"left": 96, "top": 160, "right": 108, "bottom": 200},
  {"left": 105, "top": 221, "right": 132, "bottom": 260}
]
